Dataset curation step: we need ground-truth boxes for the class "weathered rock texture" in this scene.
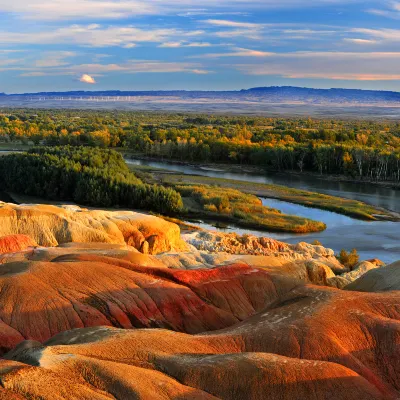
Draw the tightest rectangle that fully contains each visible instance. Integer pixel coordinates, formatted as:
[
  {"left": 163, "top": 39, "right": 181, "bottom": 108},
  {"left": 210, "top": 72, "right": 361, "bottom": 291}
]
[
  {"left": 0, "top": 235, "right": 37, "bottom": 254},
  {"left": 0, "top": 206, "right": 397, "bottom": 399},
  {"left": 328, "top": 260, "right": 382, "bottom": 289},
  {"left": 0, "top": 243, "right": 302, "bottom": 355},
  {"left": 184, "top": 231, "right": 344, "bottom": 273},
  {"left": 1, "top": 283, "right": 400, "bottom": 399},
  {"left": 0, "top": 202, "right": 186, "bottom": 254},
  {"left": 0, "top": 238, "right": 381, "bottom": 357},
  {"left": 345, "top": 260, "right": 400, "bottom": 292}
]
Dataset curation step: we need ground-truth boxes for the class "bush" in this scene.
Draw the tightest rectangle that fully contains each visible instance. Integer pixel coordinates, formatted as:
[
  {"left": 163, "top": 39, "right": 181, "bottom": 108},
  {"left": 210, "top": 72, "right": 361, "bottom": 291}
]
[
  {"left": 312, "top": 240, "right": 322, "bottom": 246},
  {"left": 337, "top": 248, "right": 360, "bottom": 269}
]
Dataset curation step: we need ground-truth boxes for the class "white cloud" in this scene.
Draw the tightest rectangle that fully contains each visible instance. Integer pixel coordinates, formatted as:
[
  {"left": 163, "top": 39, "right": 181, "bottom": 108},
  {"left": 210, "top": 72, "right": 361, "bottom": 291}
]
[
  {"left": 214, "top": 29, "right": 261, "bottom": 39},
  {"left": 343, "top": 38, "right": 378, "bottom": 44},
  {"left": 350, "top": 28, "right": 400, "bottom": 42},
  {"left": 13, "top": 60, "right": 211, "bottom": 76},
  {"left": 34, "top": 51, "right": 77, "bottom": 67},
  {"left": 79, "top": 74, "right": 96, "bottom": 83},
  {"left": 368, "top": 2, "right": 400, "bottom": 20}
]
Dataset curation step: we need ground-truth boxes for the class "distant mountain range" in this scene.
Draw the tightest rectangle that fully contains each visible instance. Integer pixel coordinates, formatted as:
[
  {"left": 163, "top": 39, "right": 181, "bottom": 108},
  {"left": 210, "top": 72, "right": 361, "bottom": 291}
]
[{"left": 2, "top": 86, "right": 400, "bottom": 104}]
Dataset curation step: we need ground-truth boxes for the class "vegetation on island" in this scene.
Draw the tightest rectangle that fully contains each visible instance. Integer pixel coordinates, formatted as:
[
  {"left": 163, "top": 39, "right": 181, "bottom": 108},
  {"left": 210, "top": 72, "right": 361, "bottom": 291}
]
[
  {"left": 0, "top": 146, "right": 183, "bottom": 215},
  {"left": 0, "top": 110, "right": 400, "bottom": 183},
  {"left": 149, "top": 172, "right": 391, "bottom": 221},
  {"left": 174, "top": 184, "right": 326, "bottom": 233}
]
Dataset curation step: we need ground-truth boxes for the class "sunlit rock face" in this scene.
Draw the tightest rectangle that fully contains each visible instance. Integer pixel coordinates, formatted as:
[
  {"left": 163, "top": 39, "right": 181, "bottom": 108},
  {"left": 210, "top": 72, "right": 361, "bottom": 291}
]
[
  {"left": 0, "top": 205, "right": 397, "bottom": 399},
  {"left": 0, "top": 234, "right": 37, "bottom": 254},
  {"left": 1, "top": 284, "right": 400, "bottom": 399},
  {"left": 0, "top": 202, "right": 186, "bottom": 254},
  {"left": 345, "top": 260, "right": 400, "bottom": 292},
  {"left": 0, "top": 241, "right": 304, "bottom": 355},
  {"left": 184, "top": 230, "right": 345, "bottom": 272}
]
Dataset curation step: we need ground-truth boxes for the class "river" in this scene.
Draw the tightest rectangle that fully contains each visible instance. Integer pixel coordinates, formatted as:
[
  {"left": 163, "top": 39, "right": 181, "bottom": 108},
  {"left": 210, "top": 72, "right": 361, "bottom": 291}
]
[
  {"left": 127, "top": 158, "right": 400, "bottom": 264},
  {"left": 126, "top": 159, "right": 400, "bottom": 213}
]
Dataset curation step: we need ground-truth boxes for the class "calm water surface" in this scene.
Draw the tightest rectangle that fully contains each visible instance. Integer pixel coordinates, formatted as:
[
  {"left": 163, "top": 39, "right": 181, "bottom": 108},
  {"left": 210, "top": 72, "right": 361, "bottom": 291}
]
[
  {"left": 126, "top": 159, "right": 400, "bottom": 213},
  {"left": 126, "top": 158, "right": 400, "bottom": 263}
]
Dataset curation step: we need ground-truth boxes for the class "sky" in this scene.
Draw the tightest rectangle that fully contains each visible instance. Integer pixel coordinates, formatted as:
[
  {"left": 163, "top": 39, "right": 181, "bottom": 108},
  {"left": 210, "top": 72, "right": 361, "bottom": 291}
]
[{"left": 2, "top": 0, "right": 400, "bottom": 92}]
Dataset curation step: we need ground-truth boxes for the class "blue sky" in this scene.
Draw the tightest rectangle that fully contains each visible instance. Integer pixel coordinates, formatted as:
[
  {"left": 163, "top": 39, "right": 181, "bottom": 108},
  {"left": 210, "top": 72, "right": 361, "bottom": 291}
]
[{"left": 1, "top": 0, "right": 400, "bottom": 92}]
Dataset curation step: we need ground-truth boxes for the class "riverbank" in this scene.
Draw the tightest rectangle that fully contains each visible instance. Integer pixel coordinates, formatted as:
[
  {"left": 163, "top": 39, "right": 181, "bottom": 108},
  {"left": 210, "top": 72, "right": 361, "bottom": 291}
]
[
  {"left": 127, "top": 162, "right": 399, "bottom": 222},
  {"left": 122, "top": 152, "right": 400, "bottom": 191},
  {"left": 174, "top": 184, "right": 326, "bottom": 234}
]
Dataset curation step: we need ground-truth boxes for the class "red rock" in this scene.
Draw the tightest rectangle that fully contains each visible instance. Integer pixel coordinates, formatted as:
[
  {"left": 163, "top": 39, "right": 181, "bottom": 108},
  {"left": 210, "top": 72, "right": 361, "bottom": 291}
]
[
  {"left": 0, "top": 242, "right": 399, "bottom": 399},
  {"left": 0, "top": 235, "right": 37, "bottom": 255},
  {"left": 2, "top": 282, "right": 400, "bottom": 399},
  {"left": 0, "top": 256, "right": 293, "bottom": 353}
]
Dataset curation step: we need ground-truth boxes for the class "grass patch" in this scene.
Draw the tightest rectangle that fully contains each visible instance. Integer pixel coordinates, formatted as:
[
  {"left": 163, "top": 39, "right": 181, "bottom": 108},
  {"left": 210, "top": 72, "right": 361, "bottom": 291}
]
[
  {"left": 156, "top": 173, "right": 392, "bottom": 221},
  {"left": 174, "top": 184, "right": 326, "bottom": 234}
]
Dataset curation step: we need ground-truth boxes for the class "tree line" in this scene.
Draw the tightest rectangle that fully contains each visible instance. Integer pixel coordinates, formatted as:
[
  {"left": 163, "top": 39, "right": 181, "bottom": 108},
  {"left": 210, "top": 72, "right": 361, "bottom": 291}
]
[
  {"left": 0, "top": 146, "right": 183, "bottom": 214},
  {"left": 0, "top": 110, "right": 399, "bottom": 181}
]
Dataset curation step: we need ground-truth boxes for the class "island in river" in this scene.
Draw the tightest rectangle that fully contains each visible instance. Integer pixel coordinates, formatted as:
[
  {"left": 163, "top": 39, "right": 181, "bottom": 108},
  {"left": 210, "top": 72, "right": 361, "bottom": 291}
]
[{"left": 126, "top": 157, "right": 400, "bottom": 264}]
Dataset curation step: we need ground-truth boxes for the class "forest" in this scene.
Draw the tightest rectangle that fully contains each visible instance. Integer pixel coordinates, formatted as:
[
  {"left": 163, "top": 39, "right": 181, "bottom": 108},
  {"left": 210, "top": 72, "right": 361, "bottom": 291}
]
[
  {"left": 0, "top": 109, "right": 399, "bottom": 182},
  {"left": 0, "top": 146, "right": 183, "bottom": 214}
]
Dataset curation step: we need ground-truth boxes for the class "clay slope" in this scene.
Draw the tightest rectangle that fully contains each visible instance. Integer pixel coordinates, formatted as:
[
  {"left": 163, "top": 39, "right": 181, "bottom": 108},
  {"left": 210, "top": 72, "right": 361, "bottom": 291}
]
[
  {"left": 0, "top": 202, "right": 185, "bottom": 253},
  {"left": 2, "top": 283, "right": 400, "bottom": 399},
  {"left": 0, "top": 247, "right": 299, "bottom": 354},
  {"left": 345, "top": 260, "right": 400, "bottom": 292},
  {"left": 0, "top": 235, "right": 37, "bottom": 255}
]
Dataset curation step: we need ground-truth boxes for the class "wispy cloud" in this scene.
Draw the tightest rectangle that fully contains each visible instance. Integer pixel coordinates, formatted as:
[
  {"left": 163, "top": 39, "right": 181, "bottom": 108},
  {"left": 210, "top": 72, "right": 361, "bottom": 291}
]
[
  {"left": 158, "top": 41, "right": 212, "bottom": 48},
  {"left": 350, "top": 28, "right": 400, "bottom": 42},
  {"left": 0, "top": 0, "right": 363, "bottom": 20},
  {"left": 193, "top": 47, "right": 273, "bottom": 58},
  {"left": 13, "top": 60, "right": 212, "bottom": 77},
  {"left": 368, "top": 2, "right": 400, "bottom": 20},
  {"left": 343, "top": 38, "right": 378, "bottom": 44},
  {"left": 0, "top": 24, "right": 199, "bottom": 48},
  {"left": 236, "top": 51, "right": 400, "bottom": 80},
  {"left": 203, "top": 19, "right": 262, "bottom": 29}
]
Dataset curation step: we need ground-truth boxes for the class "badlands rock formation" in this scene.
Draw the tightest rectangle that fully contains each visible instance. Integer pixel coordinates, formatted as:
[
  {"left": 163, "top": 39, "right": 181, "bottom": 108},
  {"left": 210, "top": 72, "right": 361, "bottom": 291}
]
[
  {"left": 0, "top": 202, "right": 185, "bottom": 254},
  {"left": 1, "top": 283, "right": 400, "bottom": 399},
  {"left": 0, "top": 242, "right": 308, "bottom": 355},
  {"left": 184, "top": 230, "right": 345, "bottom": 273},
  {"left": 0, "top": 234, "right": 37, "bottom": 255},
  {"left": 0, "top": 203, "right": 397, "bottom": 399},
  {"left": 345, "top": 260, "right": 400, "bottom": 292}
]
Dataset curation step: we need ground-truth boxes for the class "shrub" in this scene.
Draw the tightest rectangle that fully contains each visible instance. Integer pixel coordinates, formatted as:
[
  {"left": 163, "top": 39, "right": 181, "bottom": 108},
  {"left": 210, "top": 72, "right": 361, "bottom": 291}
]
[{"left": 337, "top": 248, "right": 360, "bottom": 269}]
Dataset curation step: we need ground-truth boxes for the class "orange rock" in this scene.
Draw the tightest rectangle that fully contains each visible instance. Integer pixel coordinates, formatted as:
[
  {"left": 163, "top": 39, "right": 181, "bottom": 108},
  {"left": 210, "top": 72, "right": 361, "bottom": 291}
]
[
  {"left": 2, "top": 283, "right": 400, "bottom": 399},
  {"left": 0, "top": 235, "right": 37, "bottom": 255}
]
